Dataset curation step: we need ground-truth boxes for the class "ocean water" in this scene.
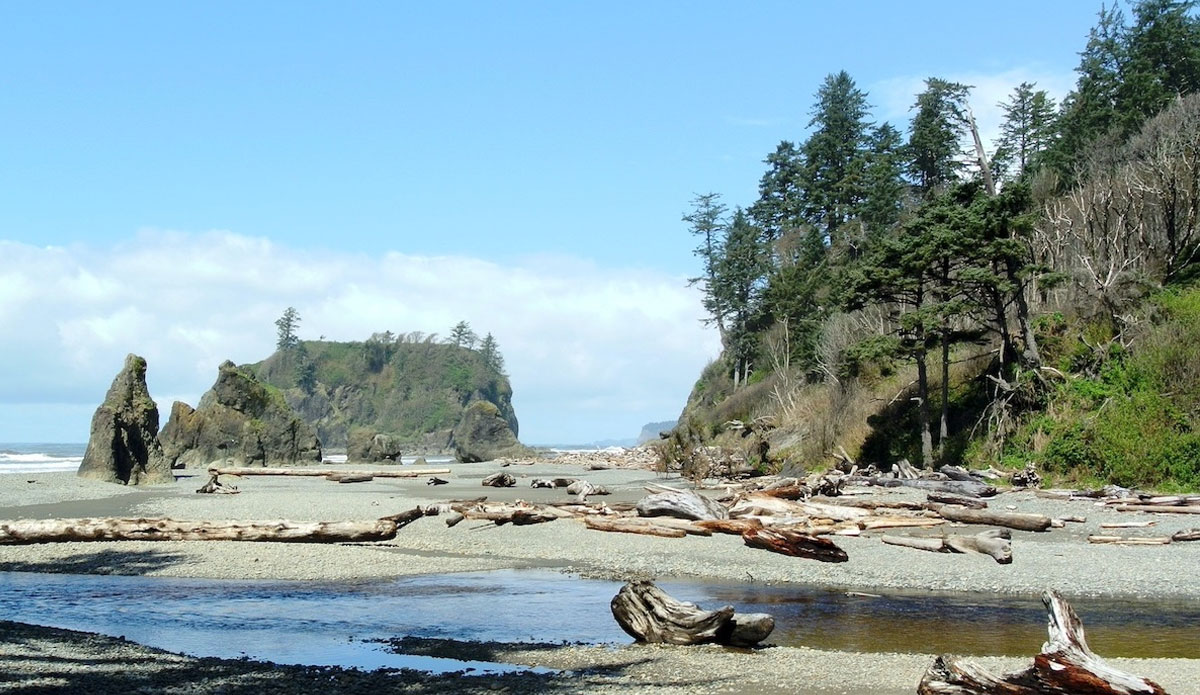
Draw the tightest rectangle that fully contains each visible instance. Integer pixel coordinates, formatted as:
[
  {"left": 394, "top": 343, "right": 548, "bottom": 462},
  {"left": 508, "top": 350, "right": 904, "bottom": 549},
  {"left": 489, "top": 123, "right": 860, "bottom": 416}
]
[{"left": 0, "top": 443, "right": 85, "bottom": 475}]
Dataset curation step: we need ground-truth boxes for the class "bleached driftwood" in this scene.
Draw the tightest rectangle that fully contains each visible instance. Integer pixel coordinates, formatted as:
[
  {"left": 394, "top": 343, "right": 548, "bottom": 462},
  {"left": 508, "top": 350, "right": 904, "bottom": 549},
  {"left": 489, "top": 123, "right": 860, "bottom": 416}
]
[
  {"left": 610, "top": 580, "right": 774, "bottom": 647},
  {"left": 918, "top": 590, "right": 1166, "bottom": 694},
  {"left": 0, "top": 517, "right": 402, "bottom": 544},
  {"left": 882, "top": 529, "right": 1012, "bottom": 564},
  {"left": 584, "top": 517, "right": 686, "bottom": 538},
  {"left": 637, "top": 487, "right": 728, "bottom": 521},
  {"left": 567, "top": 480, "right": 610, "bottom": 502},
  {"left": 934, "top": 504, "right": 1052, "bottom": 532},
  {"left": 481, "top": 472, "right": 517, "bottom": 488},
  {"left": 208, "top": 467, "right": 449, "bottom": 478}
]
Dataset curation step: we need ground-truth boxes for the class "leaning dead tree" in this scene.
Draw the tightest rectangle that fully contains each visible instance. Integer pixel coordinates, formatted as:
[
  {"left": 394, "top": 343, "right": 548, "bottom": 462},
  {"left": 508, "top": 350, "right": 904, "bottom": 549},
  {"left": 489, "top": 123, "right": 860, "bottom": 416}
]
[
  {"left": 610, "top": 580, "right": 774, "bottom": 648},
  {"left": 918, "top": 590, "right": 1166, "bottom": 695}
]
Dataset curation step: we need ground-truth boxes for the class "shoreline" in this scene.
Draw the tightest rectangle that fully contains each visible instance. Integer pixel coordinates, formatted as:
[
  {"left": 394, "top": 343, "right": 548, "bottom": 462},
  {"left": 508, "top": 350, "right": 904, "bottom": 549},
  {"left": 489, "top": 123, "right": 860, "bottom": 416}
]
[{"left": 2, "top": 463, "right": 1199, "bottom": 694}]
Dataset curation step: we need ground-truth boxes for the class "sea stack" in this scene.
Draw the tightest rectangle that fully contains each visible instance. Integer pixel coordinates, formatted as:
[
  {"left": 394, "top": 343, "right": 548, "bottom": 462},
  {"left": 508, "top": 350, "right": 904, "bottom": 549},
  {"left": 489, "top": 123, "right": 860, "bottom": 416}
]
[
  {"left": 450, "top": 400, "right": 525, "bottom": 462},
  {"left": 77, "top": 353, "right": 173, "bottom": 485},
  {"left": 159, "top": 360, "right": 322, "bottom": 468}
]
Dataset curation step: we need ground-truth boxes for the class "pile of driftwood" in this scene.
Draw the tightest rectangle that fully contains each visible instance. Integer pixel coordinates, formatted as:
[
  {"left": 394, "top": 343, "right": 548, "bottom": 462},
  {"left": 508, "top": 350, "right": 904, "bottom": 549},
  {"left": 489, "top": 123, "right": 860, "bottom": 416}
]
[
  {"left": 919, "top": 590, "right": 1166, "bottom": 694},
  {"left": 199, "top": 466, "right": 451, "bottom": 492}
]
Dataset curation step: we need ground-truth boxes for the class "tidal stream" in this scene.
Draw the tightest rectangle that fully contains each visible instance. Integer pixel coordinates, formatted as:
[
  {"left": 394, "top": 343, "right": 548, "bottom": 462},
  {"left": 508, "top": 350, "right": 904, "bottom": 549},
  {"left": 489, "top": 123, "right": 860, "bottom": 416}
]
[{"left": 1, "top": 569, "right": 1197, "bottom": 672}]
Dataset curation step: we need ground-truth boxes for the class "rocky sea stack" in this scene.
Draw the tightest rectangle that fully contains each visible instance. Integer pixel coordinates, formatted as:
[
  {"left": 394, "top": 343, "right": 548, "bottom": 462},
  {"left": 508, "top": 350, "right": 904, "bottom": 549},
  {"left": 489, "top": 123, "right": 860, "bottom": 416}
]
[
  {"left": 77, "top": 354, "right": 173, "bottom": 485},
  {"left": 450, "top": 400, "right": 526, "bottom": 462},
  {"left": 160, "top": 360, "right": 321, "bottom": 468}
]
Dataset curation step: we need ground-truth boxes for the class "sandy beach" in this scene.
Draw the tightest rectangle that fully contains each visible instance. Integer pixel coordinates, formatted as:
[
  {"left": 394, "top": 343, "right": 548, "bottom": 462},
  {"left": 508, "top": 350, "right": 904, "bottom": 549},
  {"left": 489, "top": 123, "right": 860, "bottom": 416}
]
[{"left": 2, "top": 459, "right": 1199, "bottom": 694}]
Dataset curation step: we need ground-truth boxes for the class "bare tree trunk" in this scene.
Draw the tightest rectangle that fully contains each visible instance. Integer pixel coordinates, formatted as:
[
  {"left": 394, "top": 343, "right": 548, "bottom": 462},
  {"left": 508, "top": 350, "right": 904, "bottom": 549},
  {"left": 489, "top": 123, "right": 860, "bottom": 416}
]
[{"left": 0, "top": 518, "right": 402, "bottom": 544}]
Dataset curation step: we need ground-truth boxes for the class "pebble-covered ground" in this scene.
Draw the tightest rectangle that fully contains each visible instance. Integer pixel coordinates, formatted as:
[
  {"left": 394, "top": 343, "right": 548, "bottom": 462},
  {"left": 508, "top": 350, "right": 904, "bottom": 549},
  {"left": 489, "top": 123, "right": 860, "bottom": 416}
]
[{"left": 1, "top": 459, "right": 1198, "bottom": 694}]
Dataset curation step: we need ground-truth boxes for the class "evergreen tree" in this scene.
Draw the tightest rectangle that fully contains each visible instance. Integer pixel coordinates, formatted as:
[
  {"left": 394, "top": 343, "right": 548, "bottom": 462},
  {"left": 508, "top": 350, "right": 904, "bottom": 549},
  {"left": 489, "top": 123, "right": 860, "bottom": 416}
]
[
  {"left": 859, "top": 123, "right": 909, "bottom": 237},
  {"left": 908, "top": 78, "right": 971, "bottom": 197},
  {"left": 995, "top": 82, "right": 1058, "bottom": 179},
  {"left": 479, "top": 333, "right": 506, "bottom": 376},
  {"left": 449, "top": 321, "right": 478, "bottom": 349},
  {"left": 683, "top": 193, "right": 730, "bottom": 335},
  {"left": 749, "top": 142, "right": 806, "bottom": 244},
  {"left": 799, "top": 71, "right": 872, "bottom": 245},
  {"left": 711, "top": 209, "right": 768, "bottom": 386},
  {"left": 275, "top": 307, "right": 301, "bottom": 351},
  {"left": 1119, "top": 0, "right": 1200, "bottom": 130},
  {"left": 1052, "top": 4, "right": 1127, "bottom": 177}
]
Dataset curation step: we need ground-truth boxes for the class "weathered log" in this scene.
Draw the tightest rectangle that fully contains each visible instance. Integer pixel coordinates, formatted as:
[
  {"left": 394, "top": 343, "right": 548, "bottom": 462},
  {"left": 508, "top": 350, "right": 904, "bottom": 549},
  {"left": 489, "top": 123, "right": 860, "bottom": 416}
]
[
  {"left": 860, "top": 517, "right": 947, "bottom": 531},
  {"left": 866, "top": 477, "right": 997, "bottom": 497},
  {"left": 810, "top": 496, "right": 927, "bottom": 511},
  {"left": 0, "top": 518, "right": 399, "bottom": 544},
  {"left": 610, "top": 580, "right": 773, "bottom": 647},
  {"left": 426, "top": 477, "right": 449, "bottom": 486},
  {"left": 742, "top": 527, "right": 848, "bottom": 562},
  {"left": 326, "top": 473, "right": 373, "bottom": 483},
  {"left": 1172, "top": 529, "right": 1200, "bottom": 541},
  {"left": 567, "top": 480, "right": 610, "bottom": 502},
  {"left": 637, "top": 487, "right": 728, "bottom": 521},
  {"left": 1099, "top": 521, "right": 1156, "bottom": 529},
  {"left": 481, "top": 472, "right": 517, "bottom": 488},
  {"left": 938, "top": 465, "right": 981, "bottom": 482},
  {"left": 531, "top": 477, "right": 577, "bottom": 489},
  {"left": 584, "top": 516, "right": 686, "bottom": 538},
  {"left": 882, "top": 529, "right": 1012, "bottom": 564},
  {"left": 918, "top": 590, "right": 1166, "bottom": 695},
  {"left": 926, "top": 492, "right": 987, "bottom": 509},
  {"left": 208, "top": 467, "right": 449, "bottom": 478},
  {"left": 694, "top": 518, "right": 764, "bottom": 535},
  {"left": 1087, "top": 535, "right": 1172, "bottom": 545},
  {"left": 378, "top": 506, "right": 425, "bottom": 530},
  {"left": 1114, "top": 503, "right": 1200, "bottom": 514},
  {"left": 935, "top": 504, "right": 1051, "bottom": 532},
  {"left": 894, "top": 459, "right": 921, "bottom": 479},
  {"left": 196, "top": 474, "right": 238, "bottom": 494}
]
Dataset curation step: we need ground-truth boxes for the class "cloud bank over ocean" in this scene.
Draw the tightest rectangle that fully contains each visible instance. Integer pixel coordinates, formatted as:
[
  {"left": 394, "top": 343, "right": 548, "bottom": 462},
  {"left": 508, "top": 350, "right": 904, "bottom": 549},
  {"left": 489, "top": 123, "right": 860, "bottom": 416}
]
[{"left": 0, "top": 231, "right": 719, "bottom": 444}]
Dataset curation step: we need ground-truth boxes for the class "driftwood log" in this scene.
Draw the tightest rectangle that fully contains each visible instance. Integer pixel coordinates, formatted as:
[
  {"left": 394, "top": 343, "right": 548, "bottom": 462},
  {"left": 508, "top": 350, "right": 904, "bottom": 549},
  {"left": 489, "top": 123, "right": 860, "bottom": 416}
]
[
  {"left": 567, "top": 480, "right": 610, "bottom": 502},
  {"left": 636, "top": 487, "right": 728, "bottom": 521},
  {"left": 0, "top": 517, "right": 402, "bottom": 544},
  {"left": 584, "top": 517, "right": 686, "bottom": 538},
  {"left": 866, "top": 477, "right": 998, "bottom": 498},
  {"left": 196, "top": 474, "right": 239, "bottom": 494},
  {"left": 326, "top": 473, "right": 373, "bottom": 483},
  {"left": 918, "top": 590, "right": 1166, "bottom": 694},
  {"left": 610, "top": 580, "right": 774, "bottom": 647},
  {"left": 482, "top": 472, "right": 517, "bottom": 487},
  {"left": 742, "top": 527, "right": 849, "bottom": 562},
  {"left": 882, "top": 529, "right": 1012, "bottom": 564},
  {"left": 208, "top": 467, "right": 449, "bottom": 478},
  {"left": 935, "top": 504, "right": 1052, "bottom": 532}
]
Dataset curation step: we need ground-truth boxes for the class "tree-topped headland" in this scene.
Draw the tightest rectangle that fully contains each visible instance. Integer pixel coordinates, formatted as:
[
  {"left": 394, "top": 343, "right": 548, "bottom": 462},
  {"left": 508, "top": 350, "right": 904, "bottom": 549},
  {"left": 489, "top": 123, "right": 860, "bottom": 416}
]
[{"left": 672, "top": 0, "right": 1200, "bottom": 491}]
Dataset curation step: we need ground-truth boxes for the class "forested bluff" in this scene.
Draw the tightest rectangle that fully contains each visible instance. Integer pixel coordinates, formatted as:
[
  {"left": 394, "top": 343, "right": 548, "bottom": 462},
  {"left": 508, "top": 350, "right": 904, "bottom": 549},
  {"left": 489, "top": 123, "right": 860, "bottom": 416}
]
[{"left": 668, "top": 0, "right": 1200, "bottom": 492}]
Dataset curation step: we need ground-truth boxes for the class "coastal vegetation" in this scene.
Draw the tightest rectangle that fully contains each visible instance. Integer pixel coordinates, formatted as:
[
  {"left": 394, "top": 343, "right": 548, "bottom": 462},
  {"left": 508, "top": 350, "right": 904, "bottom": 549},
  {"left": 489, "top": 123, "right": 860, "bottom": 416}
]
[
  {"left": 250, "top": 315, "right": 518, "bottom": 451},
  {"left": 675, "top": 0, "right": 1200, "bottom": 490}
]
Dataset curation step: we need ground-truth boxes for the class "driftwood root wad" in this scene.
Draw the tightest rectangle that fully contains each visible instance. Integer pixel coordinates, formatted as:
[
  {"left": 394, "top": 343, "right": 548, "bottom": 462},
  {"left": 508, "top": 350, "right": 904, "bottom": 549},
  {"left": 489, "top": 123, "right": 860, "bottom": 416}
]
[
  {"left": 610, "top": 580, "right": 773, "bottom": 647},
  {"left": 742, "top": 527, "right": 848, "bottom": 563},
  {"left": 917, "top": 589, "right": 1166, "bottom": 695}
]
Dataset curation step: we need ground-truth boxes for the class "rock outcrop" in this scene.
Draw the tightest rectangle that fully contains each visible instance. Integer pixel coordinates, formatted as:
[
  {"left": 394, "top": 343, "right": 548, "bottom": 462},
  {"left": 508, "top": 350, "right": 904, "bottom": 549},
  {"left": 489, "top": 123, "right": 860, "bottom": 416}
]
[
  {"left": 347, "top": 428, "right": 402, "bottom": 463},
  {"left": 450, "top": 400, "right": 526, "bottom": 462},
  {"left": 77, "top": 354, "right": 173, "bottom": 485},
  {"left": 160, "top": 361, "right": 322, "bottom": 468}
]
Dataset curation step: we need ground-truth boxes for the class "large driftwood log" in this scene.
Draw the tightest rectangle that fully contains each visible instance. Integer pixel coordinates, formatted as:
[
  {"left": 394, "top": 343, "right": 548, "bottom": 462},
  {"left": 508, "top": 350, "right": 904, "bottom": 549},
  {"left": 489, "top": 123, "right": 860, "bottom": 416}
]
[
  {"left": 208, "top": 467, "right": 449, "bottom": 478},
  {"left": 0, "top": 518, "right": 400, "bottom": 544},
  {"left": 1114, "top": 503, "right": 1200, "bottom": 515},
  {"left": 610, "top": 580, "right": 774, "bottom": 647},
  {"left": 882, "top": 529, "right": 1012, "bottom": 564},
  {"left": 196, "top": 474, "right": 239, "bottom": 494},
  {"left": 567, "top": 480, "right": 610, "bottom": 502},
  {"left": 935, "top": 504, "right": 1052, "bottom": 532},
  {"left": 926, "top": 492, "right": 987, "bottom": 509},
  {"left": 636, "top": 487, "right": 728, "bottom": 521},
  {"left": 865, "top": 477, "right": 997, "bottom": 498},
  {"left": 584, "top": 517, "right": 687, "bottom": 538},
  {"left": 481, "top": 472, "right": 517, "bottom": 487},
  {"left": 918, "top": 590, "right": 1166, "bottom": 695},
  {"left": 742, "top": 527, "right": 849, "bottom": 562}
]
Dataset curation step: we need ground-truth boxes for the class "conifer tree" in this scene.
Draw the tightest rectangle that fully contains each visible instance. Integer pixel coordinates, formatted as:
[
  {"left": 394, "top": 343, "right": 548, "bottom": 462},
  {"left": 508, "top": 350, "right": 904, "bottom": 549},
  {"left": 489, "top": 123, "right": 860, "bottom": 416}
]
[
  {"left": 275, "top": 307, "right": 301, "bottom": 352},
  {"left": 908, "top": 78, "right": 971, "bottom": 198},
  {"left": 683, "top": 193, "right": 730, "bottom": 336},
  {"left": 800, "top": 71, "right": 872, "bottom": 245},
  {"left": 995, "top": 82, "right": 1058, "bottom": 180}
]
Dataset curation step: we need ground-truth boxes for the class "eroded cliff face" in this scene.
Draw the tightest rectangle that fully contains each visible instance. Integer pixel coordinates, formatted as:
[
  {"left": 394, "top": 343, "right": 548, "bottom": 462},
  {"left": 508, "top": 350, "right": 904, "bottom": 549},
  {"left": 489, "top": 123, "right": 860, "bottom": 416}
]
[
  {"left": 450, "top": 400, "right": 527, "bottom": 463},
  {"left": 160, "top": 361, "right": 321, "bottom": 468},
  {"left": 77, "top": 354, "right": 174, "bottom": 485},
  {"left": 246, "top": 340, "right": 520, "bottom": 452}
]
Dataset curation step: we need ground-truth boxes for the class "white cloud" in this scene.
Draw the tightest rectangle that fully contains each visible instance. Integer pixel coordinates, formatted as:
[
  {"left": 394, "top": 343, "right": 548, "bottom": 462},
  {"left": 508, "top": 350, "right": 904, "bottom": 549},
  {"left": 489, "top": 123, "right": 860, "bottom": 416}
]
[
  {"left": 0, "top": 231, "right": 720, "bottom": 444},
  {"left": 871, "top": 66, "right": 1076, "bottom": 154}
]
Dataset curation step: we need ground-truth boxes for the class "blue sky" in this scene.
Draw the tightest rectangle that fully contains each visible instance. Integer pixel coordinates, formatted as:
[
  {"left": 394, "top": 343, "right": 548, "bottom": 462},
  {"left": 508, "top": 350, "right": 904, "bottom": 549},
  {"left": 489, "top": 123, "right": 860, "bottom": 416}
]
[{"left": 0, "top": 1, "right": 1102, "bottom": 444}]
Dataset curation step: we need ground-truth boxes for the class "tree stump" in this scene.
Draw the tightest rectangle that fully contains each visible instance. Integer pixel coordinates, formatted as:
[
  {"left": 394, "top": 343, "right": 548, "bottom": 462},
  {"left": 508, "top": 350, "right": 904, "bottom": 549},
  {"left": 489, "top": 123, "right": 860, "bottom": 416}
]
[
  {"left": 918, "top": 590, "right": 1166, "bottom": 694},
  {"left": 610, "top": 580, "right": 773, "bottom": 647}
]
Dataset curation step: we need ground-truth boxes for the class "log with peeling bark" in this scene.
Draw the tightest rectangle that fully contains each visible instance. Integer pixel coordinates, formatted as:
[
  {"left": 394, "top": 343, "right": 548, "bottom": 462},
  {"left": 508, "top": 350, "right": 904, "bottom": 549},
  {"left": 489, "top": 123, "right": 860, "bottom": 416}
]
[
  {"left": 0, "top": 518, "right": 401, "bottom": 544},
  {"left": 917, "top": 589, "right": 1166, "bottom": 695},
  {"left": 481, "top": 472, "right": 517, "bottom": 487},
  {"left": 208, "top": 467, "right": 450, "bottom": 478},
  {"left": 882, "top": 529, "right": 1012, "bottom": 564},
  {"left": 810, "top": 496, "right": 927, "bottom": 511},
  {"left": 610, "top": 580, "right": 774, "bottom": 647},
  {"left": 636, "top": 487, "right": 728, "bottom": 521},
  {"left": 934, "top": 504, "right": 1052, "bottom": 532},
  {"left": 694, "top": 518, "right": 764, "bottom": 535},
  {"left": 742, "top": 527, "right": 848, "bottom": 562}
]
